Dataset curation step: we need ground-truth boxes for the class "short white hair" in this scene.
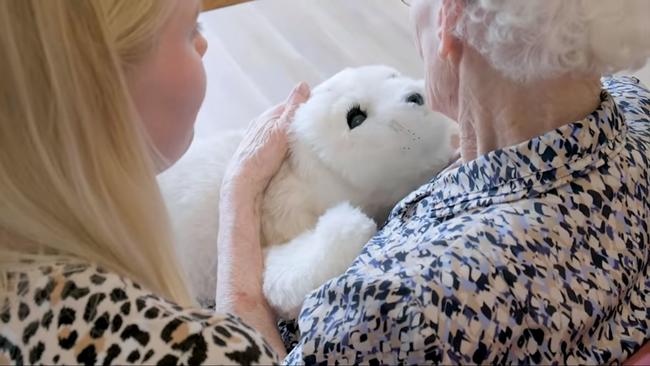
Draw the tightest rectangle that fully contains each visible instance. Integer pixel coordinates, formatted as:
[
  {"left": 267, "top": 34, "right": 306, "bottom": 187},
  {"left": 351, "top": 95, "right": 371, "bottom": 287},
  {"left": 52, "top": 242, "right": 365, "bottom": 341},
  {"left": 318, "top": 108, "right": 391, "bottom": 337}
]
[{"left": 454, "top": 0, "right": 650, "bottom": 82}]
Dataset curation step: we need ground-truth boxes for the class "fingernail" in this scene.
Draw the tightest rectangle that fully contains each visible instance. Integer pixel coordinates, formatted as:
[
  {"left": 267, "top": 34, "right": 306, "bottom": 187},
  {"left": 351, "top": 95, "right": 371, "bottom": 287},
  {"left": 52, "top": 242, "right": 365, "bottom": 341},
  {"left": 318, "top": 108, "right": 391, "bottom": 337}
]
[{"left": 290, "top": 82, "right": 310, "bottom": 100}]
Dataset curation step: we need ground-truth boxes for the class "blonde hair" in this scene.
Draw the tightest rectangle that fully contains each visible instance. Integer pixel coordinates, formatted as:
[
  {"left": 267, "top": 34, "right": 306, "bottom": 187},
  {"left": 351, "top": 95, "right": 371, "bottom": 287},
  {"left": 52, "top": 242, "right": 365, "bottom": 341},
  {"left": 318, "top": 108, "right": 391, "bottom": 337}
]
[{"left": 0, "top": 0, "right": 194, "bottom": 306}]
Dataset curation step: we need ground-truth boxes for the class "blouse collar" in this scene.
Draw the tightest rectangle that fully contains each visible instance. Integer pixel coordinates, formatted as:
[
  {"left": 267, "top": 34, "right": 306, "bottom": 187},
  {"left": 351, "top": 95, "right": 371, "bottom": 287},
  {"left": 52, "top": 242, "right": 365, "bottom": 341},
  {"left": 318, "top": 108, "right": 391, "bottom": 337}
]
[{"left": 392, "top": 88, "right": 626, "bottom": 220}]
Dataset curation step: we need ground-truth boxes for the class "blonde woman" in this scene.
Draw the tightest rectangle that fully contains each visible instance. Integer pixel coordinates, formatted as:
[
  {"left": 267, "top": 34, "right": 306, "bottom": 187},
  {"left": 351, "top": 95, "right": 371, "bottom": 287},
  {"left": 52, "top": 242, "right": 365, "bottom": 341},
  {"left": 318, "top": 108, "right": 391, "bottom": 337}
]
[{"left": 0, "top": 0, "right": 305, "bottom": 363}]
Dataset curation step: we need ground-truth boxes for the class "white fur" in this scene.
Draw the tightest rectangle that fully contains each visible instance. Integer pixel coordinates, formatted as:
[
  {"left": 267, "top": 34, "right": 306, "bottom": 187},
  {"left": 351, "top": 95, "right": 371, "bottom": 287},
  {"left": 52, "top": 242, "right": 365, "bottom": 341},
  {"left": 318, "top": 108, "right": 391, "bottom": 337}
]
[
  {"left": 263, "top": 202, "right": 377, "bottom": 319},
  {"left": 158, "top": 65, "right": 457, "bottom": 318}
]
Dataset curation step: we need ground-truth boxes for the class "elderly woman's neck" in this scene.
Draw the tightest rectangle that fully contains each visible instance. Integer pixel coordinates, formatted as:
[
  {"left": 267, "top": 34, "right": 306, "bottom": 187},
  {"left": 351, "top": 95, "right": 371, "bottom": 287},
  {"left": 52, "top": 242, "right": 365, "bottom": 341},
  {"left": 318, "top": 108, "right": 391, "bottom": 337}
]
[{"left": 455, "top": 58, "right": 602, "bottom": 162}]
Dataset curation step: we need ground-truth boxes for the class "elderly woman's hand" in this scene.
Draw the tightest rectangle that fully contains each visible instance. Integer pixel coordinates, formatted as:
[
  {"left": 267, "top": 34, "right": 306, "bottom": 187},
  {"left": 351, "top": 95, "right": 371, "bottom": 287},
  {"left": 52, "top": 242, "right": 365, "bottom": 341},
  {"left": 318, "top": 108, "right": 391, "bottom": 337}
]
[
  {"left": 222, "top": 82, "right": 311, "bottom": 200},
  {"left": 216, "top": 82, "right": 310, "bottom": 358}
]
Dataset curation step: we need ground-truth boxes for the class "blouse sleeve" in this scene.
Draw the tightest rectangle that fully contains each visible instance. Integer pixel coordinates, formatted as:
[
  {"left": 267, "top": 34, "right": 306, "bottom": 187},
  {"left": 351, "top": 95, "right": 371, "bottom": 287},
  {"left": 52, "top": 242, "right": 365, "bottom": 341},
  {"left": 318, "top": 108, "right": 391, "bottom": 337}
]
[{"left": 2, "top": 263, "right": 279, "bottom": 365}]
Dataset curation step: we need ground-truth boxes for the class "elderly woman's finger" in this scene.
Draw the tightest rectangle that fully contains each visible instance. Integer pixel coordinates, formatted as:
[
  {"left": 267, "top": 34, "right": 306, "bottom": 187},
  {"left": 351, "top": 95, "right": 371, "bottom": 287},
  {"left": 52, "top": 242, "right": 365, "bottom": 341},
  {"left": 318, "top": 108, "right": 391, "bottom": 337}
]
[
  {"left": 277, "top": 82, "right": 310, "bottom": 128},
  {"left": 286, "top": 82, "right": 310, "bottom": 105}
]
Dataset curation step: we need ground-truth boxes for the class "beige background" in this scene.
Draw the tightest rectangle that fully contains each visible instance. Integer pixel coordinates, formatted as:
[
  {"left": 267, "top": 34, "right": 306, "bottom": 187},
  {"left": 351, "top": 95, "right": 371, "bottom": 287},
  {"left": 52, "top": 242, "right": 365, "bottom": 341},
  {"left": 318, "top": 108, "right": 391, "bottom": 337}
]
[{"left": 195, "top": 0, "right": 650, "bottom": 140}]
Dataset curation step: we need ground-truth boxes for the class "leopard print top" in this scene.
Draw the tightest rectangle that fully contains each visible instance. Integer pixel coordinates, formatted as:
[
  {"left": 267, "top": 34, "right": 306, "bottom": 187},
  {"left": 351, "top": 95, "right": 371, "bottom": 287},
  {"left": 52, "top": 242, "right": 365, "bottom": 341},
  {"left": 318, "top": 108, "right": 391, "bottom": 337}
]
[
  {"left": 0, "top": 261, "right": 279, "bottom": 365},
  {"left": 285, "top": 76, "right": 650, "bottom": 364}
]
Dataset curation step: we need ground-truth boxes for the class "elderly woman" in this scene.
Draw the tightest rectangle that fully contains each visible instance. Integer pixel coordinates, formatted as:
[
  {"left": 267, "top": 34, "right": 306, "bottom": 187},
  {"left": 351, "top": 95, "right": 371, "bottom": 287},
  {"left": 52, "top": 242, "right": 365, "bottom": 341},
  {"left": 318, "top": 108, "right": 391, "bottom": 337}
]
[{"left": 220, "top": 0, "right": 650, "bottom": 364}]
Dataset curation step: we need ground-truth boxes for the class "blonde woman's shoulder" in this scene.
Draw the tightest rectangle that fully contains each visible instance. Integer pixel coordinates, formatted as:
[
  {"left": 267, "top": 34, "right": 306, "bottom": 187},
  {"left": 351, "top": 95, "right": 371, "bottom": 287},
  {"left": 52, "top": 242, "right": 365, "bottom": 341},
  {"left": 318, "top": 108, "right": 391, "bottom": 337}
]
[{"left": 0, "top": 261, "right": 279, "bottom": 365}]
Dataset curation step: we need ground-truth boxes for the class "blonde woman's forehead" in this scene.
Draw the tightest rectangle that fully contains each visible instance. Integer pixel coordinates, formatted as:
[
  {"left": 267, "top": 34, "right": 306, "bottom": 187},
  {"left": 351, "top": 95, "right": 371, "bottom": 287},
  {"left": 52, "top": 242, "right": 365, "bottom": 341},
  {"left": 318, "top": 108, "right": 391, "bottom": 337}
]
[
  {"left": 167, "top": 0, "right": 201, "bottom": 15},
  {"left": 186, "top": 0, "right": 202, "bottom": 13},
  {"left": 164, "top": 0, "right": 201, "bottom": 25},
  {"left": 188, "top": 0, "right": 202, "bottom": 17}
]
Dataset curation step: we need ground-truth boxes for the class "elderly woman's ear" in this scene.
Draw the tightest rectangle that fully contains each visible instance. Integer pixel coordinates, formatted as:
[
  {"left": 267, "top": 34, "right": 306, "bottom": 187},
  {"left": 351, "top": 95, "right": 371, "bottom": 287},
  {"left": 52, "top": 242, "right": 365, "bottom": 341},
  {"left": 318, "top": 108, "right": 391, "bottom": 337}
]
[
  {"left": 437, "top": 0, "right": 463, "bottom": 61},
  {"left": 411, "top": 0, "right": 464, "bottom": 72}
]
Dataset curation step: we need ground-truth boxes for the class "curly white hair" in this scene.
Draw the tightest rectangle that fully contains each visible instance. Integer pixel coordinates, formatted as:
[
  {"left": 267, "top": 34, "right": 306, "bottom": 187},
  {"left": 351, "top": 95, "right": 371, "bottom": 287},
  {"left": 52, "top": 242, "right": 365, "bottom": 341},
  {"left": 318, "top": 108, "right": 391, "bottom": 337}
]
[{"left": 454, "top": 0, "right": 650, "bottom": 82}]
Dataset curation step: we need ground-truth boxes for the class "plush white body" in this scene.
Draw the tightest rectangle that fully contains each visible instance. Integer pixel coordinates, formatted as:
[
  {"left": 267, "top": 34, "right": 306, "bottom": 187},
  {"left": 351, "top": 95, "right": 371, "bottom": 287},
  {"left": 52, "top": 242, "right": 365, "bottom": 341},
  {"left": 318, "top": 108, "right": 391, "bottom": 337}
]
[{"left": 158, "top": 65, "right": 457, "bottom": 319}]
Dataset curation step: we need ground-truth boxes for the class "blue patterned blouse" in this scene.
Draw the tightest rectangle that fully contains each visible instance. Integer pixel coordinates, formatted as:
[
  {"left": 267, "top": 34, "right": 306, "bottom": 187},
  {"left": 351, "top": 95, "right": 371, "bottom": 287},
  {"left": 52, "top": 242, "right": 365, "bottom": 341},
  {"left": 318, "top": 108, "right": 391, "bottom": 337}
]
[{"left": 285, "top": 76, "right": 650, "bottom": 364}]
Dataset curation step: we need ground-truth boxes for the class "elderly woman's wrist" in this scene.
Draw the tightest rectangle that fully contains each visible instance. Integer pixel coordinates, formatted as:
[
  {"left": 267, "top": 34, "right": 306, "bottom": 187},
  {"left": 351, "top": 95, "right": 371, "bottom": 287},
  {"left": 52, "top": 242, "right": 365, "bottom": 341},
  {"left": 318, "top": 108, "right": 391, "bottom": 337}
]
[
  {"left": 221, "top": 176, "right": 266, "bottom": 201},
  {"left": 218, "top": 172, "right": 262, "bottom": 215}
]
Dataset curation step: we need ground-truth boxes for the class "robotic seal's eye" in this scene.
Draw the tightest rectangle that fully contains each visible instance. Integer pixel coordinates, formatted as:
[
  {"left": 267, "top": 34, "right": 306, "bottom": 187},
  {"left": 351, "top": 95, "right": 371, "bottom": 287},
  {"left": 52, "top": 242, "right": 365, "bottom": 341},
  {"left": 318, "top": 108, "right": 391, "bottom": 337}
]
[
  {"left": 347, "top": 105, "right": 367, "bottom": 130},
  {"left": 405, "top": 93, "right": 424, "bottom": 106}
]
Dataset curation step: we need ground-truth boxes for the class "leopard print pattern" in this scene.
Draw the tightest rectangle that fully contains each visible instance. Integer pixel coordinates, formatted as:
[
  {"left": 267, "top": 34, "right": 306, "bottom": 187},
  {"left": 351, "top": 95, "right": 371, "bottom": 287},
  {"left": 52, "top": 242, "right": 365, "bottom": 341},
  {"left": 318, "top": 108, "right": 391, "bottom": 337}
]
[
  {"left": 285, "top": 76, "right": 650, "bottom": 364},
  {"left": 0, "top": 261, "right": 279, "bottom": 365}
]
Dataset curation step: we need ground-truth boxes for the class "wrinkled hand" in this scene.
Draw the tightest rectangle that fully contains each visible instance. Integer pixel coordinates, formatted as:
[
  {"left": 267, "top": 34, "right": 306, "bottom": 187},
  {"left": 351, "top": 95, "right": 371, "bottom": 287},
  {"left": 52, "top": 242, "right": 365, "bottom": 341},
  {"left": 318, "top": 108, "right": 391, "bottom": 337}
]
[
  {"left": 216, "top": 83, "right": 311, "bottom": 357},
  {"left": 222, "top": 82, "right": 311, "bottom": 200}
]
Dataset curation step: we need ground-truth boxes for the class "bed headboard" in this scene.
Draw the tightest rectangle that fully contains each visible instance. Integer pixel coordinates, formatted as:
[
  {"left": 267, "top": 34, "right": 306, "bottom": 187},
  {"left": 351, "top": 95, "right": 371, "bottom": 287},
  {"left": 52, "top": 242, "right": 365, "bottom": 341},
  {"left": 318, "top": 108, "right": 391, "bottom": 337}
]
[{"left": 202, "top": 0, "right": 251, "bottom": 11}]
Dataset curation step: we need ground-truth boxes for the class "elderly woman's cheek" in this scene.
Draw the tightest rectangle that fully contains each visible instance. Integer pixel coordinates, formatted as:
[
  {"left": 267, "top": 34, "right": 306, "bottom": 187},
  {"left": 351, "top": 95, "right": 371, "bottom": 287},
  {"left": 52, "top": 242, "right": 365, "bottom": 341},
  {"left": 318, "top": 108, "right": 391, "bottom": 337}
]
[
  {"left": 421, "top": 38, "right": 444, "bottom": 110},
  {"left": 411, "top": 0, "right": 438, "bottom": 59}
]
